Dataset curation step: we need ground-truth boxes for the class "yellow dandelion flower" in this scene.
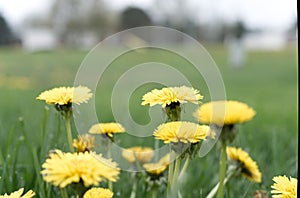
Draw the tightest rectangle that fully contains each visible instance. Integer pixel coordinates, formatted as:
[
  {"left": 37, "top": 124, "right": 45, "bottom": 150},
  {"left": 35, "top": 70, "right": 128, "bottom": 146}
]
[
  {"left": 143, "top": 163, "right": 168, "bottom": 175},
  {"left": 89, "top": 122, "right": 125, "bottom": 138},
  {"left": 73, "top": 134, "right": 95, "bottom": 152},
  {"left": 83, "top": 187, "right": 113, "bottom": 198},
  {"left": 226, "top": 147, "right": 261, "bottom": 183},
  {"left": 0, "top": 188, "right": 35, "bottom": 198},
  {"left": 143, "top": 153, "right": 171, "bottom": 175},
  {"left": 142, "top": 86, "right": 203, "bottom": 107},
  {"left": 271, "top": 175, "right": 297, "bottom": 198},
  {"left": 122, "top": 147, "right": 154, "bottom": 163},
  {"left": 158, "top": 153, "right": 171, "bottom": 166},
  {"left": 36, "top": 86, "right": 92, "bottom": 105},
  {"left": 171, "top": 86, "right": 203, "bottom": 104},
  {"left": 41, "top": 150, "right": 120, "bottom": 188},
  {"left": 153, "top": 121, "right": 209, "bottom": 144},
  {"left": 193, "top": 100, "right": 256, "bottom": 126}
]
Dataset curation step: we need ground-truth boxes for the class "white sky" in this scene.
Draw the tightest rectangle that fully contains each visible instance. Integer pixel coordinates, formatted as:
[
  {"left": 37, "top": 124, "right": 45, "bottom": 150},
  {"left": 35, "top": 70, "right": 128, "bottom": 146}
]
[{"left": 0, "top": 0, "right": 297, "bottom": 30}]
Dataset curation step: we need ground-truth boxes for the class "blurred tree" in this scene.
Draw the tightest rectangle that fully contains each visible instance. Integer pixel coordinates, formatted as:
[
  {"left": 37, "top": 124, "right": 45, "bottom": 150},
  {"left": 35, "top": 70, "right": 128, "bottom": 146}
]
[
  {"left": 0, "top": 14, "right": 20, "bottom": 45},
  {"left": 50, "top": 0, "right": 115, "bottom": 47},
  {"left": 119, "top": 7, "right": 152, "bottom": 30},
  {"left": 152, "top": 0, "right": 197, "bottom": 35}
]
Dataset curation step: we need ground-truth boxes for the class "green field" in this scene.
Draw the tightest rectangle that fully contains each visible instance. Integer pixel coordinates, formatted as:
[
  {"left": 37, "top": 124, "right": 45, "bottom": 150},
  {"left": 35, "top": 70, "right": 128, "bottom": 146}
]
[{"left": 0, "top": 45, "right": 298, "bottom": 197}]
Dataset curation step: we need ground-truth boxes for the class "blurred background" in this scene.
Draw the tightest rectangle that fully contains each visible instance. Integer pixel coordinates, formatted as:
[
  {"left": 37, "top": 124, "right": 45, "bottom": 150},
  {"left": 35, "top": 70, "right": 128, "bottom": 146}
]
[{"left": 0, "top": 0, "right": 297, "bottom": 51}]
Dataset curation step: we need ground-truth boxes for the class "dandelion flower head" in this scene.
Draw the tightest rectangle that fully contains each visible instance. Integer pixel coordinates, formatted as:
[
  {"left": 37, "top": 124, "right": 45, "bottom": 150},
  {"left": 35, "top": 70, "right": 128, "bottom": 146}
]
[
  {"left": 194, "top": 100, "right": 256, "bottom": 126},
  {"left": 122, "top": 147, "right": 154, "bottom": 163},
  {"left": 0, "top": 188, "right": 35, "bottom": 198},
  {"left": 153, "top": 121, "right": 209, "bottom": 144},
  {"left": 226, "top": 147, "right": 261, "bottom": 183},
  {"left": 41, "top": 150, "right": 120, "bottom": 188},
  {"left": 36, "top": 86, "right": 92, "bottom": 105},
  {"left": 89, "top": 122, "right": 125, "bottom": 138},
  {"left": 143, "top": 162, "right": 168, "bottom": 175},
  {"left": 142, "top": 86, "right": 203, "bottom": 107},
  {"left": 83, "top": 187, "right": 114, "bottom": 198},
  {"left": 143, "top": 153, "right": 171, "bottom": 175},
  {"left": 73, "top": 134, "right": 95, "bottom": 152},
  {"left": 271, "top": 175, "right": 297, "bottom": 198}
]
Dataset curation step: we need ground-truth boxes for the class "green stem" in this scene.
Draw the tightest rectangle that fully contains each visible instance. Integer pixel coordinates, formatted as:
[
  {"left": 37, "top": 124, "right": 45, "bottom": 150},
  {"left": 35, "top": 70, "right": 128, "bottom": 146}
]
[
  {"left": 171, "top": 156, "right": 182, "bottom": 197},
  {"left": 130, "top": 176, "right": 137, "bottom": 198},
  {"left": 42, "top": 106, "right": 49, "bottom": 145},
  {"left": 152, "top": 187, "right": 158, "bottom": 198},
  {"left": 178, "top": 157, "right": 190, "bottom": 180},
  {"left": 154, "top": 139, "right": 160, "bottom": 161},
  {"left": 108, "top": 182, "right": 113, "bottom": 194},
  {"left": 0, "top": 151, "right": 3, "bottom": 166},
  {"left": 65, "top": 113, "right": 74, "bottom": 152},
  {"left": 216, "top": 143, "right": 227, "bottom": 198},
  {"left": 60, "top": 188, "right": 68, "bottom": 198},
  {"left": 40, "top": 106, "right": 49, "bottom": 158},
  {"left": 207, "top": 173, "right": 232, "bottom": 198},
  {"left": 107, "top": 142, "right": 113, "bottom": 191},
  {"left": 167, "top": 151, "right": 175, "bottom": 198},
  {"left": 165, "top": 102, "right": 181, "bottom": 122}
]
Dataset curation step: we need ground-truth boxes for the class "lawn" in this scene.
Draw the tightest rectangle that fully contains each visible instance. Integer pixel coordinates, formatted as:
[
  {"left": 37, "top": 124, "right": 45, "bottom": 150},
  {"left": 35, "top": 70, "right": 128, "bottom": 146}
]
[{"left": 0, "top": 44, "right": 297, "bottom": 197}]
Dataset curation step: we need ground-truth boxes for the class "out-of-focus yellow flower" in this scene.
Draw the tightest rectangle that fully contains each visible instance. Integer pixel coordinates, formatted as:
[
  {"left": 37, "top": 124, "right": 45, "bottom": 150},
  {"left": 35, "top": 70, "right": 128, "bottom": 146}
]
[
  {"left": 142, "top": 86, "right": 203, "bottom": 107},
  {"left": 73, "top": 134, "right": 95, "bottom": 152},
  {"left": 0, "top": 188, "right": 35, "bottom": 198},
  {"left": 271, "top": 175, "right": 297, "bottom": 198},
  {"left": 157, "top": 153, "right": 171, "bottom": 166},
  {"left": 36, "top": 86, "right": 92, "bottom": 105},
  {"left": 153, "top": 121, "right": 209, "bottom": 144},
  {"left": 193, "top": 100, "right": 256, "bottom": 126},
  {"left": 143, "top": 153, "right": 171, "bottom": 175},
  {"left": 83, "top": 187, "right": 113, "bottom": 198},
  {"left": 89, "top": 122, "right": 125, "bottom": 138},
  {"left": 41, "top": 150, "right": 120, "bottom": 188},
  {"left": 226, "top": 147, "right": 261, "bottom": 183},
  {"left": 122, "top": 147, "right": 154, "bottom": 164},
  {"left": 143, "top": 163, "right": 168, "bottom": 175}
]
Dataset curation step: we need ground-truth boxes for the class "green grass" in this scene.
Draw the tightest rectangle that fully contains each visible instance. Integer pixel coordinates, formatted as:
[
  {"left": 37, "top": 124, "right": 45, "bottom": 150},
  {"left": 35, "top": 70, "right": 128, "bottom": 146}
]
[{"left": 0, "top": 45, "right": 297, "bottom": 197}]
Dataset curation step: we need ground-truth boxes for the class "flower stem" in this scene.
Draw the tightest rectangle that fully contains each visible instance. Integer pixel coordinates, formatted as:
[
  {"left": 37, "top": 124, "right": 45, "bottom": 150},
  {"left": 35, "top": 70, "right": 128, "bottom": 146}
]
[
  {"left": 64, "top": 112, "right": 74, "bottom": 152},
  {"left": 167, "top": 151, "right": 175, "bottom": 198},
  {"left": 130, "top": 176, "right": 137, "bottom": 198},
  {"left": 165, "top": 102, "right": 181, "bottom": 122},
  {"left": 171, "top": 156, "right": 182, "bottom": 196},
  {"left": 152, "top": 187, "right": 158, "bottom": 198},
  {"left": 60, "top": 188, "right": 68, "bottom": 198},
  {"left": 207, "top": 173, "right": 232, "bottom": 198},
  {"left": 107, "top": 141, "right": 113, "bottom": 191},
  {"left": 178, "top": 157, "right": 190, "bottom": 180},
  {"left": 216, "top": 143, "right": 227, "bottom": 198},
  {"left": 41, "top": 106, "right": 49, "bottom": 146}
]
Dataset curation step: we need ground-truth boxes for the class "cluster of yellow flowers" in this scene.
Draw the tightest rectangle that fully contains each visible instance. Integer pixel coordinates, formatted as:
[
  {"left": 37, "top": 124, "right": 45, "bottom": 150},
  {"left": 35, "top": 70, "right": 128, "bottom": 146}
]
[
  {"left": 141, "top": 85, "right": 297, "bottom": 198},
  {"left": 2, "top": 84, "right": 296, "bottom": 198},
  {"left": 36, "top": 86, "right": 118, "bottom": 197}
]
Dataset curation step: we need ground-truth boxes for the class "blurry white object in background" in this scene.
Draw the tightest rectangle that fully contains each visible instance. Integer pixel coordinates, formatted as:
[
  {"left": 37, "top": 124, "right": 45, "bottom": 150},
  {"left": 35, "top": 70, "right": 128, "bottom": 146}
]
[
  {"left": 227, "top": 37, "right": 246, "bottom": 68},
  {"left": 22, "top": 28, "right": 57, "bottom": 51},
  {"left": 244, "top": 31, "right": 287, "bottom": 51}
]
